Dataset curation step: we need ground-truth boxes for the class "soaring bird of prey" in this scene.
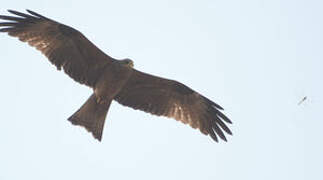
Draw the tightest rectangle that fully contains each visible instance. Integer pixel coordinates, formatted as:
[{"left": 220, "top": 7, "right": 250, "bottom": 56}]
[{"left": 0, "top": 10, "right": 232, "bottom": 142}]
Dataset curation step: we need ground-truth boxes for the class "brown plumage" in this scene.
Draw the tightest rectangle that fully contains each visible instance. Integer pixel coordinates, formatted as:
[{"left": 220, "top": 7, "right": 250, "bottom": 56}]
[{"left": 0, "top": 10, "right": 232, "bottom": 142}]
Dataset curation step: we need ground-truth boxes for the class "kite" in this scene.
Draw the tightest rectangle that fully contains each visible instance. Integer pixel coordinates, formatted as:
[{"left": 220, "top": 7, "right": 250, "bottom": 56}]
[{"left": 0, "top": 10, "right": 232, "bottom": 142}]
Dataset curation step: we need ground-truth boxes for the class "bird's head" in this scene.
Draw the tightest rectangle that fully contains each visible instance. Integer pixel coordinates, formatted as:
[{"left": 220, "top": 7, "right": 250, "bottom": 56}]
[{"left": 120, "top": 58, "right": 134, "bottom": 68}]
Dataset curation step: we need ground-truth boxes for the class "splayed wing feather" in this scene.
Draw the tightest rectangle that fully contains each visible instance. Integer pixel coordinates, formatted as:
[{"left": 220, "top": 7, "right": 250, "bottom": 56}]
[
  {"left": 1, "top": 10, "right": 232, "bottom": 142},
  {"left": 0, "top": 9, "right": 114, "bottom": 87},
  {"left": 115, "top": 70, "right": 232, "bottom": 142}
]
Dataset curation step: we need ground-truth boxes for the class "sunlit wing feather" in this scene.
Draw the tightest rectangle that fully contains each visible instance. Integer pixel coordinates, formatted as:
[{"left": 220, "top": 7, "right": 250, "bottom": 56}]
[
  {"left": 0, "top": 10, "right": 114, "bottom": 87},
  {"left": 1, "top": 10, "right": 232, "bottom": 142},
  {"left": 114, "top": 70, "right": 232, "bottom": 142}
]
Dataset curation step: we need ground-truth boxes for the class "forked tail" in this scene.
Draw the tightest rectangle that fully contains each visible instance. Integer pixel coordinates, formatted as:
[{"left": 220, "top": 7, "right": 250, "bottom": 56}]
[{"left": 68, "top": 94, "right": 111, "bottom": 141}]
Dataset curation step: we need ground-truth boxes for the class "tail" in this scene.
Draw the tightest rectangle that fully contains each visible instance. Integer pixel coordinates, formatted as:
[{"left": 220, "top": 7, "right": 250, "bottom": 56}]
[{"left": 68, "top": 94, "right": 111, "bottom": 141}]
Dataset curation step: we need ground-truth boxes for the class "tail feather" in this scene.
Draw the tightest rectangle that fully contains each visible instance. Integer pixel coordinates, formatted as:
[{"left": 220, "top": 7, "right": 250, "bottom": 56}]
[{"left": 68, "top": 94, "right": 111, "bottom": 141}]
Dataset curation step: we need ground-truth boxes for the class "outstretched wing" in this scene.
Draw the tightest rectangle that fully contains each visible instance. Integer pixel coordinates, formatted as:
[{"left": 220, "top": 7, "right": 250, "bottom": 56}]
[
  {"left": 0, "top": 10, "right": 114, "bottom": 87},
  {"left": 114, "top": 70, "right": 232, "bottom": 142}
]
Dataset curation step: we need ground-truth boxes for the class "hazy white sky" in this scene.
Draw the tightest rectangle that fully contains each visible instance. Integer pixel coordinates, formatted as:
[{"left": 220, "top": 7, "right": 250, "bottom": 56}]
[{"left": 0, "top": 0, "right": 322, "bottom": 180}]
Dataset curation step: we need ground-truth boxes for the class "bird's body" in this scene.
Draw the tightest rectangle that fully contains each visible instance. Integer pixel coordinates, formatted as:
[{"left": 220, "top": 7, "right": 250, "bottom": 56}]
[{"left": 0, "top": 10, "right": 232, "bottom": 142}]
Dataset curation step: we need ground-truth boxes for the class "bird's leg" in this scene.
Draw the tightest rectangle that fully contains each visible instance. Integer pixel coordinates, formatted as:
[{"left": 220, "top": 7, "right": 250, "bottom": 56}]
[
  {"left": 96, "top": 96, "right": 102, "bottom": 104},
  {"left": 96, "top": 95, "right": 110, "bottom": 105},
  {"left": 94, "top": 62, "right": 133, "bottom": 106}
]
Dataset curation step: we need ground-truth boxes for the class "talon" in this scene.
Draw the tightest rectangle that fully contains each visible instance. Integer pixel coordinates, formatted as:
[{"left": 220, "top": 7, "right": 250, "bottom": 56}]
[
  {"left": 96, "top": 97, "right": 102, "bottom": 104},
  {"left": 96, "top": 96, "right": 108, "bottom": 105}
]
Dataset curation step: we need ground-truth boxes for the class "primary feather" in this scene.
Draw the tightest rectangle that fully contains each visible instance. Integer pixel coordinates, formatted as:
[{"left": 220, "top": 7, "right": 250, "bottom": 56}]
[{"left": 0, "top": 10, "right": 232, "bottom": 142}]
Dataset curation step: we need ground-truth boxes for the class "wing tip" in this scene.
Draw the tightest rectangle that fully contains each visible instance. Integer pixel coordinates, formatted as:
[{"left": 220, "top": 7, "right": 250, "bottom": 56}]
[
  {"left": 208, "top": 128, "right": 219, "bottom": 142},
  {"left": 25, "top": 9, "right": 50, "bottom": 20},
  {"left": 204, "top": 104, "right": 233, "bottom": 142},
  {"left": 26, "top": 9, "right": 40, "bottom": 17},
  {"left": 7, "top": 9, "right": 14, "bottom": 13},
  {"left": 202, "top": 95, "right": 224, "bottom": 110},
  {"left": 226, "top": 129, "right": 233, "bottom": 136},
  {"left": 217, "top": 111, "right": 233, "bottom": 124},
  {"left": 210, "top": 132, "right": 230, "bottom": 143}
]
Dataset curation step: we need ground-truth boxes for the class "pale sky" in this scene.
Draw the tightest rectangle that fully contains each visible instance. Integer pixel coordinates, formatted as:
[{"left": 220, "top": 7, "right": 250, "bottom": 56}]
[{"left": 0, "top": 1, "right": 322, "bottom": 180}]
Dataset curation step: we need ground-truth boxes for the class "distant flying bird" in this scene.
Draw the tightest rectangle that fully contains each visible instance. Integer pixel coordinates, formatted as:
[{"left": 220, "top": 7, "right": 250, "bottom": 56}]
[
  {"left": 0, "top": 10, "right": 232, "bottom": 142},
  {"left": 298, "top": 96, "right": 307, "bottom": 105}
]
